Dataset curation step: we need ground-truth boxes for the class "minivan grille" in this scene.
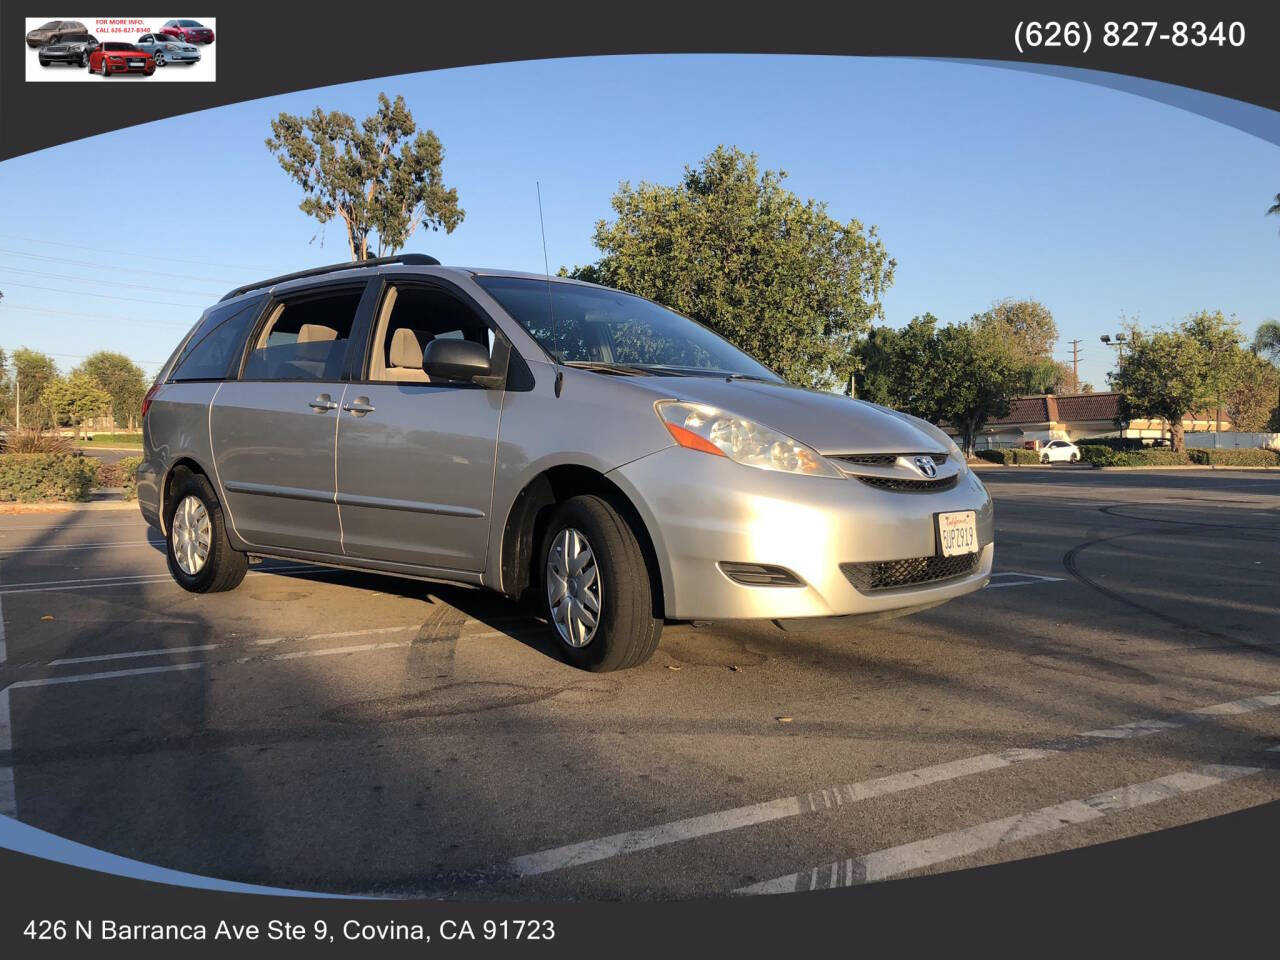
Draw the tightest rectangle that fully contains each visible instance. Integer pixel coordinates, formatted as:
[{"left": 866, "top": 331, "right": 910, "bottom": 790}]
[
  {"left": 856, "top": 474, "right": 958, "bottom": 493},
  {"left": 841, "top": 553, "right": 979, "bottom": 592},
  {"left": 833, "top": 452, "right": 948, "bottom": 468}
]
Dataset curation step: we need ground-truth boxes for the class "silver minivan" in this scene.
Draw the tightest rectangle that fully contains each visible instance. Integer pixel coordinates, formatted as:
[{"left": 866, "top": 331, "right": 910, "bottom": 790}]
[{"left": 139, "top": 255, "right": 993, "bottom": 671}]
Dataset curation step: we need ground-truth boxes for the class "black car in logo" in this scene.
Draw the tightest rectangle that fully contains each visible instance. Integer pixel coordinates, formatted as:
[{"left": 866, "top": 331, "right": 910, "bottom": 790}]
[{"left": 38, "top": 33, "right": 100, "bottom": 68}]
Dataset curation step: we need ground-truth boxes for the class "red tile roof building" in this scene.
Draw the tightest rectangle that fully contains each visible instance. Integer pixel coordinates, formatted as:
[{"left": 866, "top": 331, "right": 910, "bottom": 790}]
[{"left": 947, "top": 392, "right": 1230, "bottom": 448}]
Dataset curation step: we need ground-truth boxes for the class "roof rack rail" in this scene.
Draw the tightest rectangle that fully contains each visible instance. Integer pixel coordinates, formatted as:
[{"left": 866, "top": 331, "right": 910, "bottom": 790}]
[{"left": 218, "top": 253, "right": 441, "bottom": 302}]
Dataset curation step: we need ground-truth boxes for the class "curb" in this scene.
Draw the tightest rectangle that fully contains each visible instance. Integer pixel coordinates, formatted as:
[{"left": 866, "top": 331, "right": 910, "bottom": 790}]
[
  {"left": 1094, "top": 465, "right": 1280, "bottom": 472},
  {"left": 0, "top": 499, "right": 138, "bottom": 515}
]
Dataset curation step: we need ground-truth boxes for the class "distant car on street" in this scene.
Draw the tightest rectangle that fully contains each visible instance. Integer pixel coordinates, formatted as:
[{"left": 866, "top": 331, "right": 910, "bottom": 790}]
[
  {"left": 26, "top": 19, "right": 88, "bottom": 47},
  {"left": 1039, "top": 439, "right": 1080, "bottom": 464},
  {"left": 38, "top": 33, "right": 99, "bottom": 67},
  {"left": 136, "top": 32, "right": 201, "bottom": 66},
  {"left": 159, "top": 19, "right": 215, "bottom": 44},
  {"left": 90, "top": 43, "right": 156, "bottom": 77}
]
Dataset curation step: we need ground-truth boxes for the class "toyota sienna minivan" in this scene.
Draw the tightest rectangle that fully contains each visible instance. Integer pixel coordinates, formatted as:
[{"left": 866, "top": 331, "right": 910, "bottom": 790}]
[{"left": 139, "top": 254, "right": 993, "bottom": 671}]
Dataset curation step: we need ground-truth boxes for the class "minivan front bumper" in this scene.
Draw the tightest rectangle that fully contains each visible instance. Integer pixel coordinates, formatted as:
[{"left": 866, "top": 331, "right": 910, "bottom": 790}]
[{"left": 608, "top": 446, "right": 994, "bottom": 621}]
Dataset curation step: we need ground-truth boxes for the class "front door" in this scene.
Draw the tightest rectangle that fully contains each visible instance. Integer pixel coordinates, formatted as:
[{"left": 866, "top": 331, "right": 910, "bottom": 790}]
[
  {"left": 209, "top": 284, "right": 366, "bottom": 555},
  {"left": 335, "top": 281, "right": 503, "bottom": 571}
]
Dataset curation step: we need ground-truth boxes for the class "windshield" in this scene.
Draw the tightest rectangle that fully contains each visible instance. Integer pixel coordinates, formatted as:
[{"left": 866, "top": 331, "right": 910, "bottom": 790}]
[
  {"left": 475, "top": 276, "right": 779, "bottom": 380},
  {"left": 103, "top": 43, "right": 138, "bottom": 51}
]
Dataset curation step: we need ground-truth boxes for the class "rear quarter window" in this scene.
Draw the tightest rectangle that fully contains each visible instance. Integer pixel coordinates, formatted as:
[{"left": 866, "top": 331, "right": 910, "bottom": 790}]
[{"left": 170, "top": 295, "right": 266, "bottom": 382}]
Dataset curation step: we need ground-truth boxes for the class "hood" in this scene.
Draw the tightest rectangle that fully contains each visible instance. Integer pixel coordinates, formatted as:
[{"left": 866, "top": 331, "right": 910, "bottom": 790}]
[{"left": 621, "top": 375, "right": 945, "bottom": 455}]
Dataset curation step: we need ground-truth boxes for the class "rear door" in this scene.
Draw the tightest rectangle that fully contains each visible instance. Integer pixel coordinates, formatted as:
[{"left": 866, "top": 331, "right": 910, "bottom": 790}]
[
  {"left": 334, "top": 277, "right": 504, "bottom": 571},
  {"left": 210, "top": 282, "right": 373, "bottom": 555}
]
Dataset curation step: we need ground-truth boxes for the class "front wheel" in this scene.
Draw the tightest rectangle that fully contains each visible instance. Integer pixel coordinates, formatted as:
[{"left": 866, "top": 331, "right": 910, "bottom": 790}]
[
  {"left": 165, "top": 471, "right": 248, "bottom": 593},
  {"left": 153, "top": 52, "right": 165, "bottom": 66},
  {"left": 540, "top": 495, "right": 662, "bottom": 671}
]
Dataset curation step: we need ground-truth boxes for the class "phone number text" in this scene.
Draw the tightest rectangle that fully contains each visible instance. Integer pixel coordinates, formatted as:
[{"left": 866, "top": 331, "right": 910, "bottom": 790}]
[{"left": 1014, "top": 21, "right": 1245, "bottom": 55}]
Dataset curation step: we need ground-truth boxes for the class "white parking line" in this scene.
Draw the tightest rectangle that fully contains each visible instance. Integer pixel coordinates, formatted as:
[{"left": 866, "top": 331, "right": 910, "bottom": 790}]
[
  {"left": 985, "top": 571, "right": 1065, "bottom": 589},
  {"left": 734, "top": 764, "right": 1262, "bottom": 894},
  {"left": 0, "top": 540, "right": 157, "bottom": 556},
  {"left": 0, "top": 564, "right": 341, "bottom": 595},
  {"left": 506, "top": 689, "right": 1280, "bottom": 877},
  {"left": 51, "top": 644, "right": 221, "bottom": 666},
  {"left": 8, "top": 663, "right": 204, "bottom": 689}
]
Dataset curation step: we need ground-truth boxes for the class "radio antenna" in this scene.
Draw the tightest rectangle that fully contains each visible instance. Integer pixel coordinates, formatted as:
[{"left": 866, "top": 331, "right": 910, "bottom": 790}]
[{"left": 536, "top": 181, "right": 564, "bottom": 398}]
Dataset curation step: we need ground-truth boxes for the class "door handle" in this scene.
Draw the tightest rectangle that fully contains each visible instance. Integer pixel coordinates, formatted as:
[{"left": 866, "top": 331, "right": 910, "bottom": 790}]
[
  {"left": 343, "top": 396, "right": 375, "bottom": 416},
  {"left": 308, "top": 394, "right": 338, "bottom": 412}
]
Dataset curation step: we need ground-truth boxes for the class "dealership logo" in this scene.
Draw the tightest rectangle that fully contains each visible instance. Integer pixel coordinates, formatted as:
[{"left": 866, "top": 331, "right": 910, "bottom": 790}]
[{"left": 913, "top": 456, "right": 938, "bottom": 478}]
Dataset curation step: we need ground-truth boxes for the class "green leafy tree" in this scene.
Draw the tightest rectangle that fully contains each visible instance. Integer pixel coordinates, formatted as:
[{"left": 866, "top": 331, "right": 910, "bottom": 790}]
[
  {"left": 266, "top": 93, "right": 464, "bottom": 261},
  {"left": 856, "top": 315, "right": 1020, "bottom": 455},
  {"left": 40, "top": 373, "right": 110, "bottom": 440},
  {"left": 74, "top": 351, "right": 148, "bottom": 431},
  {"left": 1110, "top": 323, "right": 1211, "bottom": 452},
  {"left": 11, "top": 348, "right": 59, "bottom": 429},
  {"left": 1253, "top": 319, "right": 1280, "bottom": 364},
  {"left": 566, "top": 146, "right": 895, "bottom": 390},
  {"left": 1224, "top": 353, "right": 1280, "bottom": 431}
]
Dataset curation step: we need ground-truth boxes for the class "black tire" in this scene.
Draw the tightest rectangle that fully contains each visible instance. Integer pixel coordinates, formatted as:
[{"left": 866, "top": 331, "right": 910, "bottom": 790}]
[
  {"left": 539, "top": 495, "right": 662, "bottom": 672},
  {"left": 1041, "top": 454, "right": 1050, "bottom": 464},
  {"left": 39, "top": 58, "right": 48, "bottom": 66},
  {"left": 164, "top": 470, "right": 248, "bottom": 593},
  {"left": 1070, "top": 453, "right": 1079, "bottom": 463},
  {"left": 154, "top": 52, "right": 165, "bottom": 66}
]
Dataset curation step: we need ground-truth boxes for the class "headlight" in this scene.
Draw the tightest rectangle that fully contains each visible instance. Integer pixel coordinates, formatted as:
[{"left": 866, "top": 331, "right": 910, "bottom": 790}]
[{"left": 656, "top": 401, "right": 842, "bottom": 478}]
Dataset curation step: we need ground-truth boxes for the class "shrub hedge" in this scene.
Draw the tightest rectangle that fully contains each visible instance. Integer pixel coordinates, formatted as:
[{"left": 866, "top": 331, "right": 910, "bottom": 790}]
[
  {"left": 1188, "top": 447, "right": 1280, "bottom": 467},
  {"left": 0, "top": 453, "right": 99, "bottom": 502},
  {"left": 974, "top": 447, "right": 1041, "bottom": 465},
  {"left": 94, "top": 456, "right": 144, "bottom": 499}
]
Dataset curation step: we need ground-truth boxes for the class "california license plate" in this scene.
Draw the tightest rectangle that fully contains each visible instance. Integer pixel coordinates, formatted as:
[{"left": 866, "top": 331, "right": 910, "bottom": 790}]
[{"left": 937, "top": 510, "right": 978, "bottom": 557}]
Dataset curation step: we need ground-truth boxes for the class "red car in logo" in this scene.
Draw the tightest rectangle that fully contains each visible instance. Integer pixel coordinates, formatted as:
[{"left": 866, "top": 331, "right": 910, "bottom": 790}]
[
  {"left": 89, "top": 42, "right": 156, "bottom": 76},
  {"left": 160, "top": 19, "right": 214, "bottom": 43}
]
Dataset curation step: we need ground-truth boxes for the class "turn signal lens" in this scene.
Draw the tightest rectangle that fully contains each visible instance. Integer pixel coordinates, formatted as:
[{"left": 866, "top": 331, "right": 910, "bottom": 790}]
[{"left": 656, "top": 401, "right": 842, "bottom": 478}]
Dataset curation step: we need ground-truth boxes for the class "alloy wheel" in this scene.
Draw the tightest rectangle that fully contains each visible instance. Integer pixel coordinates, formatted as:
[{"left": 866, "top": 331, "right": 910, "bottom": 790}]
[
  {"left": 546, "top": 527, "right": 602, "bottom": 647},
  {"left": 171, "top": 494, "right": 212, "bottom": 575}
]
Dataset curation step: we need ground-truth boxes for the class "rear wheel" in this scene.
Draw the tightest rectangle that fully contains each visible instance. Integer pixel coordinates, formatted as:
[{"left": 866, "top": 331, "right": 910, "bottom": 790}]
[
  {"left": 540, "top": 495, "right": 662, "bottom": 671},
  {"left": 165, "top": 471, "right": 248, "bottom": 593},
  {"left": 1041, "top": 454, "right": 1050, "bottom": 464}
]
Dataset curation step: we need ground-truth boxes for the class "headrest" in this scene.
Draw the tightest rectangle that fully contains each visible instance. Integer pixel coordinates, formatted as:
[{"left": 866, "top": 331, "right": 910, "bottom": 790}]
[
  {"left": 296, "top": 324, "right": 338, "bottom": 344},
  {"left": 389, "top": 328, "right": 423, "bottom": 369}
]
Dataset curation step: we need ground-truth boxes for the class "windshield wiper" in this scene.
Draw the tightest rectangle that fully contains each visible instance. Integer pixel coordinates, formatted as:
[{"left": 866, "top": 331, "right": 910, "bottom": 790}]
[{"left": 562, "top": 361, "right": 649, "bottom": 377}]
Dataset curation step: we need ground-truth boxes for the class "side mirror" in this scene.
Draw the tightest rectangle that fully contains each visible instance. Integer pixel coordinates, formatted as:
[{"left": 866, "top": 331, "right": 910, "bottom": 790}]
[{"left": 422, "top": 338, "right": 491, "bottom": 383}]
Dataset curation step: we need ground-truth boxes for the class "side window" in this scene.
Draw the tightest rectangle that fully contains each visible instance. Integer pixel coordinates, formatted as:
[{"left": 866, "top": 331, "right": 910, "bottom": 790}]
[
  {"left": 367, "top": 284, "right": 493, "bottom": 384},
  {"left": 170, "top": 296, "right": 265, "bottom": 382},
  {"left": 242, "top": 287, "right": 363, "bottom": 381}
]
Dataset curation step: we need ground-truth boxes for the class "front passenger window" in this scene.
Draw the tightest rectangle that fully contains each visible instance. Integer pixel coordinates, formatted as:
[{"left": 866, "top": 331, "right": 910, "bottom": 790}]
[
  {"left": 242, "top": 288, "right": 363, "bottom": 381},
  {"left": 367, "top": 284, "right": 494, "bottom": 384}
]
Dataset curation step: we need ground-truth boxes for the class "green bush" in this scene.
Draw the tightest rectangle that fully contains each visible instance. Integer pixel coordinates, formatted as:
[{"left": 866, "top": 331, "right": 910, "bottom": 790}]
[
  {"left": 974, "top": 447, "right": 1041, "bottom": 465},
  {"left": 94, "top": 456, "right": 144, "bottom": 499},
  {"left": 1078, "top": 444, "right": 1121, "bottom": 466},
  {"left": 1090, "top": 449, "right": 1192, "bottom": 467},
  {"left": 0, "top": 453, "right": 99, "bottom": 502},
  {"left": 1188, "top": 447, "right": 1280, "bottom": 467}
]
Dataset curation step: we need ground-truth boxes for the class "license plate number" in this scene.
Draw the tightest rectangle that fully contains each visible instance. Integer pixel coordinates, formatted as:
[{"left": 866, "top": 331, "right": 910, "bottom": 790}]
[{"left": 937, "top": 511, "right": 978, "bottom": 557}]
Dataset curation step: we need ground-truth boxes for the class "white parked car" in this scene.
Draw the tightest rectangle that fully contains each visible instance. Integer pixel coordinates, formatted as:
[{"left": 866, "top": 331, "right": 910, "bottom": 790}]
[{"left": 1040, "top": 439, "right": 1080, "bottom": 464}]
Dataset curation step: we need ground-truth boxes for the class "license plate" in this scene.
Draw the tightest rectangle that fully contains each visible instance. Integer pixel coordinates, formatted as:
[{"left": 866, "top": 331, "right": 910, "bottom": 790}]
[{"left": 937, "top": 510, "right": 978, "bottom": 557}]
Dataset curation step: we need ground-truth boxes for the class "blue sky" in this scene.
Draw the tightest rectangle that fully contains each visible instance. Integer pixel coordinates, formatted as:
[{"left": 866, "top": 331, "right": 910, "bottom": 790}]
[{"left": 1, "top": 54, "right": 1277, "bottom": 390}]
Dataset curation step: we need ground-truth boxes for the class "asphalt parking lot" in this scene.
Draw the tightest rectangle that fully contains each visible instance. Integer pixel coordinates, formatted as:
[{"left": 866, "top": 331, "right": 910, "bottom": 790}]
[{"left": 0, "top": 468, "right": 1278, "bottom": 899}]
